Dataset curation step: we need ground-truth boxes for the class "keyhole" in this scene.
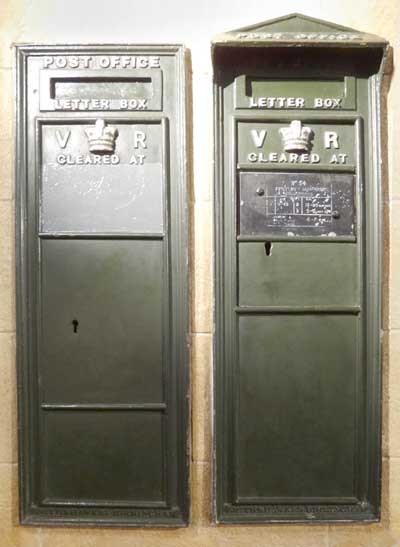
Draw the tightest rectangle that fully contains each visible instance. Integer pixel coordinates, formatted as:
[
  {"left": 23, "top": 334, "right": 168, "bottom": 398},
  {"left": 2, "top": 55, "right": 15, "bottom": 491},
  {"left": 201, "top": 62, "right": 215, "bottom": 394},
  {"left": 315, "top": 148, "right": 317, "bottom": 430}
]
[
  {"left": 72, "top": 319, "right": 79, "bottom": 333},
  {"left": 264, "top": 242, "right": 272, "bottom": 256}
]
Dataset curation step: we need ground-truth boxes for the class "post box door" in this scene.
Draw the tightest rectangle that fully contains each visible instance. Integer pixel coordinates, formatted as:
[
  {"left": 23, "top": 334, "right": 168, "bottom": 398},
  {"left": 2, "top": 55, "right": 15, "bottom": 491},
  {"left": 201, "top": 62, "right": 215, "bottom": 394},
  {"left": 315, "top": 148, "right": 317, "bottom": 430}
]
[
  {"left": 16, "top": 45, "right": 189, "bottom": 527},
  {"left": 213, "top": 14, "right": 389, "bottom": 524}
]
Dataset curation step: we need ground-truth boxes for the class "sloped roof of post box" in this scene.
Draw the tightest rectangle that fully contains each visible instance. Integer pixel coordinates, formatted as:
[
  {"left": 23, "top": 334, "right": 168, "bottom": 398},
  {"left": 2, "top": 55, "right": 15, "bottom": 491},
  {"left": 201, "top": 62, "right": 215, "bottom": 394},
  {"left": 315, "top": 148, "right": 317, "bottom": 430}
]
[{"left": 212, "top": 13, "right": 387, "bottom": 49}]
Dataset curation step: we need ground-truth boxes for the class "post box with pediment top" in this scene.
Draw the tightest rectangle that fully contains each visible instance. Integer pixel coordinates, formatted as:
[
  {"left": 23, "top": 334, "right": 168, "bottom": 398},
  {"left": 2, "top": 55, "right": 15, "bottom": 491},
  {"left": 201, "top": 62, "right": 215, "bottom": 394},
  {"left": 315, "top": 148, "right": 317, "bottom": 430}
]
[
  {"left": 212, "top": 13, "right": 390, "bottom": 524},
  {"left": 15, "top": 45, "right": 189, "bottom": 527}
]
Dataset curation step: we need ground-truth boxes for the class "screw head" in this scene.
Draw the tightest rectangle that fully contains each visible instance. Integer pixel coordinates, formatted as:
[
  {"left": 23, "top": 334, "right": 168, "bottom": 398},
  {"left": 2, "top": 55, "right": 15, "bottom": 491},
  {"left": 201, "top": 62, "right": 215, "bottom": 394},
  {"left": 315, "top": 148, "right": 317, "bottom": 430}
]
[
  {"left": 332, "top": 210, "right": 340, "bottom": 219},
  {"left": 256, "top": 187, "right": 265, "bottom": 196}
]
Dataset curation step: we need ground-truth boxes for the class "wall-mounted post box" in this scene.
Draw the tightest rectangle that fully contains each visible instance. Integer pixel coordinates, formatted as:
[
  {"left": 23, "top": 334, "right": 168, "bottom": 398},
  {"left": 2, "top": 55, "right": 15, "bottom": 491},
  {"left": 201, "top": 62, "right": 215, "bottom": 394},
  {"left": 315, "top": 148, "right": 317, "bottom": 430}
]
[
  {"left": 16, "top": 45, "right": 189, "bottom": 526},
  {"left": 213, "top": 14, "right": 389, "bottom": 523}
]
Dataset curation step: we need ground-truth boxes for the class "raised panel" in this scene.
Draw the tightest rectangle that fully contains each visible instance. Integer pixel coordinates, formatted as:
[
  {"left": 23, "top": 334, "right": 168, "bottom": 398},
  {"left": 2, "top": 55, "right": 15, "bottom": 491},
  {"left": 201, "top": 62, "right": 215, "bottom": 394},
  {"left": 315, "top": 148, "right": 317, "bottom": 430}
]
[
  {"left": 40, "top": 121, "right": 165, "bottom": 234},
  {"left": 235, "top": 75, "right": 356, "bottom": 110},
  {"left": 40, "top": 69, "right": 163, "bottom": 111},
  {"left": 41, "top": 411, "right": 165, "bottom": 504},
  {"left": 238, "top": 242, "right": 359, "bottom": 307},
  {"left": 237, "top": 121, "right": 356, "bottom": 169},
  {"left": 236, "top": 314, "right": 357, "bottom": 501},
  {"left": 40, "top": 239, "right": 164, "bottom": 404}
]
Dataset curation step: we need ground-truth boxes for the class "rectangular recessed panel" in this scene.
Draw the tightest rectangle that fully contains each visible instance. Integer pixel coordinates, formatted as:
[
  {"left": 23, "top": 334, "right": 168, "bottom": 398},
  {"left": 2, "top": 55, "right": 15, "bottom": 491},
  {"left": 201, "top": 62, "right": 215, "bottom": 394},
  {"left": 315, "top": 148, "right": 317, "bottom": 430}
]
[
  {"left": 239, "top": 172, "right": 355, "bottom": 237},
  {"left": 40, "top": 239, "right": 164, "bottom": 404},
  {"left": 238, "top": 242, "right": 359, "bottom": 307},
  {"left": 40, "top": 69, "right": 162, "bottom": 111},
  {"left": 41, "top": 122, "right": 164, "bottom": 233},
  {"left": 234, "top": 75, "right": 356, "bottom": 110},
  {"left": 41, "top": 411, "right": 164, "bottom": 503},
  {"left": 237, "top": 314, "right": 357, "bottom": 500}
]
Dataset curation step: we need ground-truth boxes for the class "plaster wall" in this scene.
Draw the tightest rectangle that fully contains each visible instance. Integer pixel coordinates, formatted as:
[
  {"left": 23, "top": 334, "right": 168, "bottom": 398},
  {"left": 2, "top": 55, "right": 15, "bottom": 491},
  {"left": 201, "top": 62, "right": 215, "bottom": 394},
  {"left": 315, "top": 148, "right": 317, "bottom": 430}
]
[{"left": 0, "top": 0, "right": 399, "bottom": 545}]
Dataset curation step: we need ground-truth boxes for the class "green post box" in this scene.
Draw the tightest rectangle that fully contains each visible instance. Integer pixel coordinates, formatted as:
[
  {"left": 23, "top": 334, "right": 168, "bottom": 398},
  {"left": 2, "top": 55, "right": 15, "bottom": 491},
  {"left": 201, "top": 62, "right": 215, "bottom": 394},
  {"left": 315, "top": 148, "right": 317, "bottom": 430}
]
[
  {"left": 16, "top": 45, "right": 189, "bottom": 526},
  {"left": 213, "top": 14, "right": 390, "bottom": 523}
]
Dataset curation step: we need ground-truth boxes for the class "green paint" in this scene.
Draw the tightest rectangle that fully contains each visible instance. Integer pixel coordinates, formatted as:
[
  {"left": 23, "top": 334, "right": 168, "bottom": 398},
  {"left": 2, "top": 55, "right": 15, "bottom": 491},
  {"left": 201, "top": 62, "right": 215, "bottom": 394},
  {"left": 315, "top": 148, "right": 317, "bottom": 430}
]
[
  {"left": 16, "top": 45, "right": 189, "bottom": 527},
  {"left": 213, "top": 14, "right": 389, "bottom": 524}
]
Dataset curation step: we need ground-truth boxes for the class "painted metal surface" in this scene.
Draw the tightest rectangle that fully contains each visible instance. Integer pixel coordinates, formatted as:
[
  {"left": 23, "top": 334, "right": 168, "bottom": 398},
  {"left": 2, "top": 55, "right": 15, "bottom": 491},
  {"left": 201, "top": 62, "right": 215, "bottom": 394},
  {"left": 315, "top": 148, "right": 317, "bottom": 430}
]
[
  {"left": 16, "top": 45, "right": 189, "bottom": 527},
  {"left": 213, "top": 14, "right": 389, "bottom": 524}
]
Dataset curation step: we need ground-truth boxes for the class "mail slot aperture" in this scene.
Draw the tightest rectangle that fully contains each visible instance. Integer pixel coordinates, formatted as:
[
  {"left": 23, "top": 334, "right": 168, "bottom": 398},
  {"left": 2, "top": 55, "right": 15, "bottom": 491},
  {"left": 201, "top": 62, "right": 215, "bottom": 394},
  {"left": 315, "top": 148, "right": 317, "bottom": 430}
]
[
  {"left": 52, "top": 77, "right": 152, "bottom": 100},
  {"left": 213, "top": 14, "right": 389, "bottom": 524}
]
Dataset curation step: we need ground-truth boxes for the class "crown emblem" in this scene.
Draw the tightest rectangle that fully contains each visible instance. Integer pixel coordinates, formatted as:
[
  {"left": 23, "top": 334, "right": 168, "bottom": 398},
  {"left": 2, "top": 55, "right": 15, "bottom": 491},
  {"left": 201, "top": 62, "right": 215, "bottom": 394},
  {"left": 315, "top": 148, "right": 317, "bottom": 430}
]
[
  {"left": 279, "top": 120, "right": 314, "bottom": 153},
  {"left": 85, "top": 119, "right": 118, "bottom": 154}
]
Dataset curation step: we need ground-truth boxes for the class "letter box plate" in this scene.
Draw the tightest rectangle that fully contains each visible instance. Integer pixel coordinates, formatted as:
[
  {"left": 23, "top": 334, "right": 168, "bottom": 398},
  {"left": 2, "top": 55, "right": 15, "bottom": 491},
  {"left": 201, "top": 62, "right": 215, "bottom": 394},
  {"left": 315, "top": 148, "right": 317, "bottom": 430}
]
[
  {"left": 16, "top": 45, "right": 189, "bottom": 527},
  {"left": 213, "top": 14, "right": 389, "bottom": 524}
]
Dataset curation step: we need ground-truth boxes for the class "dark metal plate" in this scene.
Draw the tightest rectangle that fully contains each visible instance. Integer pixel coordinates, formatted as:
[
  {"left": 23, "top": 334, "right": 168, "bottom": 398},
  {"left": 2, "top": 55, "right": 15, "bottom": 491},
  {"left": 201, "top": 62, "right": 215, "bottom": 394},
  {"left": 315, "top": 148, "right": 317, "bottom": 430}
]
[{"left": 239, "top": 172, "right": 355, "bottom": 237}]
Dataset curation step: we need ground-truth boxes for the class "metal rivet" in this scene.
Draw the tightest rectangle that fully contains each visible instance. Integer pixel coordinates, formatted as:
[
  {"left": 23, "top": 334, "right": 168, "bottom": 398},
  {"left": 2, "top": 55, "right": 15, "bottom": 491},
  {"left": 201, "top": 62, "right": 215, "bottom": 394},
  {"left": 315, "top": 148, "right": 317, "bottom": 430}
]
[
  {"left": 332, "top": 210, "right": 340, "bottom": 219},
  {"left": 256, "top": 187, "right": 265, "bottom": 196}
]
